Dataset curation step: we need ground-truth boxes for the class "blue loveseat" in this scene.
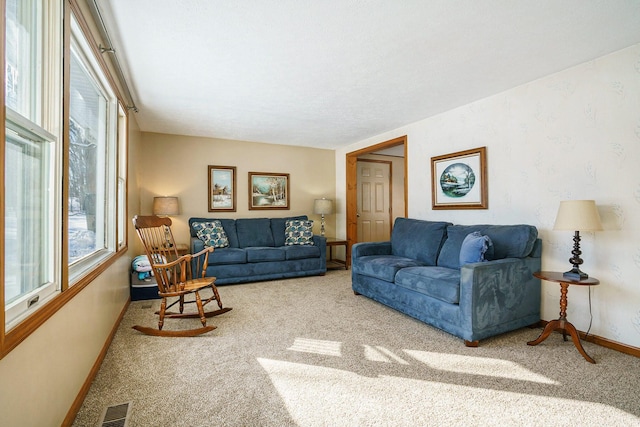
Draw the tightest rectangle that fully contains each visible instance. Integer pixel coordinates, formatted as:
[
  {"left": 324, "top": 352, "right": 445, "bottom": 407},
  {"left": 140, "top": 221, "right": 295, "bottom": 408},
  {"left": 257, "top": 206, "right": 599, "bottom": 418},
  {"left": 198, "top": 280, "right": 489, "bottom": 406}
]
[
  {"left": 189, "top": 216, "right": 326, "bottom": 285},
  {"left": 351, "top": 217, "right": 541, "bottom": 346}
]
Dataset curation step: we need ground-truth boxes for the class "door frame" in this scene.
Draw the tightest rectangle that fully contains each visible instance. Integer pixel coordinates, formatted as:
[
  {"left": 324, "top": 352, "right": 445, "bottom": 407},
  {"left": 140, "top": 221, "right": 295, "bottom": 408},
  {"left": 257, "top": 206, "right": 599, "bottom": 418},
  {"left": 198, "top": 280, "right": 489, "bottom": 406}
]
[{"left": 346, "top": 135, "right": 407, "bottom": 252}]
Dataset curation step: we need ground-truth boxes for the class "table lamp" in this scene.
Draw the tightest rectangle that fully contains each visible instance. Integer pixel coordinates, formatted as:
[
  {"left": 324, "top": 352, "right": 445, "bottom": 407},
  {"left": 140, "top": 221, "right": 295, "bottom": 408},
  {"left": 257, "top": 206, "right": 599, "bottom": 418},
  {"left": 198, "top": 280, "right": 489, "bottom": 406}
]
[
  {"left": 313, "top": 198, "right": 333, "bottom": 236},
  {"left": 153, "top": 196, "right": 179, "bottom": 247},
  {"left": 153, "top": 196, "right": 179, "bottom": 216},
  {"left": 553, "top": 200, "right": 602, "bottom": 280}
]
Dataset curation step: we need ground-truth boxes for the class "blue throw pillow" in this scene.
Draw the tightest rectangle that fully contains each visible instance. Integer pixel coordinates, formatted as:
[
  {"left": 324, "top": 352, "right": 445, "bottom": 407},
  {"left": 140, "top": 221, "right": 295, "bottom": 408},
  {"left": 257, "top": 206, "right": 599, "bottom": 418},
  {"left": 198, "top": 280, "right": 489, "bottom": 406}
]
[
  {"left": 193, "top": 220, "right": 229, "bottom": 248},
  {"left": 459, "top": 231, "right": 493, "bottom": 266},
  {"left": 284, "top": 219, "right": 315, "bottom": 246}
]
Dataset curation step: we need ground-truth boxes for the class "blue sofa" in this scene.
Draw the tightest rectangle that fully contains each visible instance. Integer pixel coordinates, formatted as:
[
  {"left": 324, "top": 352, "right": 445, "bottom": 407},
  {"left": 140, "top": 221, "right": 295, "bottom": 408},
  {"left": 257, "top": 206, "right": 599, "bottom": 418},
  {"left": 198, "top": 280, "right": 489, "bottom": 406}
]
[
  {"left": 189, "top": 216, "right": 326, "bottom": 285},
  {"left": 351, "top": 217, "right": 541, "bottom": 346}
]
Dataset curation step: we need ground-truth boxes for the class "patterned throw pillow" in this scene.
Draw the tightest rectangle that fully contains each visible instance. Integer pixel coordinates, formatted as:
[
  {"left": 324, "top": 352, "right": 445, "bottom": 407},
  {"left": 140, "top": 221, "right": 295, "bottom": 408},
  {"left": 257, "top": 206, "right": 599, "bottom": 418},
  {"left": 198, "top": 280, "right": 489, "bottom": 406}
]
[
  {"left": 284, "top": 219, "right": 315, "bottom": 246},
  {"left": 193, "top": 220, "right": 229, "bottom": 248}
]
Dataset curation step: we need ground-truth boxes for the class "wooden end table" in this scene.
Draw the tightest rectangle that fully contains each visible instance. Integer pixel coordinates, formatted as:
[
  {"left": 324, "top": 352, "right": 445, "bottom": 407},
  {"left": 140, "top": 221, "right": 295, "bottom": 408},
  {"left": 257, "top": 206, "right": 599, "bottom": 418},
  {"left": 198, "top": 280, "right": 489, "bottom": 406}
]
[
  {"left": 527, "top": 271, "right": 599, "bottom": 363},
  {"left": 325, "top": 237, "right": 349, "bottom": 270}
]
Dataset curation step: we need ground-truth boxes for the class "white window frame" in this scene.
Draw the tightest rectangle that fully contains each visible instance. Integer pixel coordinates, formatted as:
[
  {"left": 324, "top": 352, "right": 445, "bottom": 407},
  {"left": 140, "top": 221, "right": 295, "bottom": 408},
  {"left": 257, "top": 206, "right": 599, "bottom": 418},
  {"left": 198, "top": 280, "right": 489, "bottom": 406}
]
[
  {"left": 67, "top": 14, "right": 118, "bottom": 284},
  {"left": 4, "top": 0, "right": 63, "bottom": 330}
]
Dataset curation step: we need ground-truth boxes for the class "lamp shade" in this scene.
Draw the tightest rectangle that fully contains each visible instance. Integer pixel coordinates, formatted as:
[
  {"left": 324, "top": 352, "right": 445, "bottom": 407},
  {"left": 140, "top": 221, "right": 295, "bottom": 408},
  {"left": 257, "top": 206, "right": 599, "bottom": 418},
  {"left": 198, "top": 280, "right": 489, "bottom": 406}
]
[
  {"left": 553, "top": 200, "right": 602, "bottom": 231},
  {"left": 153, "top": 196, "right": 179, "bottom": 216},
  {"left": 314, "top": 198, "right": 333, "bottom": 215}
]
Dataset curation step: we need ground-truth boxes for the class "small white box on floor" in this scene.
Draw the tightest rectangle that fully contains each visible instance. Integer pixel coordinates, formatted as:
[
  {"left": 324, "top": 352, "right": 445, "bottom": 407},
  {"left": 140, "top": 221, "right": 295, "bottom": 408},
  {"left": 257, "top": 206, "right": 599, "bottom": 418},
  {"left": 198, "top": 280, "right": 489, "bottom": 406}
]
[{"left": 130, "top": 272, "right": 159, "bottom": 301}]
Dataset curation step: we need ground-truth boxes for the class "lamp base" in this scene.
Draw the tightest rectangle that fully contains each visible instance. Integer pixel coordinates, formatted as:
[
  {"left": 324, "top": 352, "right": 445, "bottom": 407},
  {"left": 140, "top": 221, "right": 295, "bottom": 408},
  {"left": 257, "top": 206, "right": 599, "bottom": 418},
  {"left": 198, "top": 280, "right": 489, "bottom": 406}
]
[{"left": 563, "top": 267, "right": 589, "bottom": 281}]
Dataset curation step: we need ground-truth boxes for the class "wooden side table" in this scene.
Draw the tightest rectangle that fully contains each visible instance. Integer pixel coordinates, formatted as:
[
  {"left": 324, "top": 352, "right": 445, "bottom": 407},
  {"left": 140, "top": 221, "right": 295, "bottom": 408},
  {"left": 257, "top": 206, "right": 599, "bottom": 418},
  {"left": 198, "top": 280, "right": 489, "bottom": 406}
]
[
  {"left": 325, "top": 237, "right": 349, "bottom": 270},
  {"left": 175, "top": 243, "right": 189, "bottom": 256},
  {"left": 527, "top": 271, "right": 599, "bottom": 363}
]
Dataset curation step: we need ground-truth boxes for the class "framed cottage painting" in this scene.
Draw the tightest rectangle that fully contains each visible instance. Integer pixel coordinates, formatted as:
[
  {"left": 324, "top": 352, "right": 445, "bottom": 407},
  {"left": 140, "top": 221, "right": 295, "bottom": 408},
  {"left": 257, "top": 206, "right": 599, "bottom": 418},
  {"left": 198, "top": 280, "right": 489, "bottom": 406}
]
[
  {"left": 208, "top": 165, "right": 236, "bottom": 212},
  {"left": 431, "top": 146, "right": 487, "bottom": 210},
  {"left": 249, "top": 172, "right": 290, "bottom": 210}
]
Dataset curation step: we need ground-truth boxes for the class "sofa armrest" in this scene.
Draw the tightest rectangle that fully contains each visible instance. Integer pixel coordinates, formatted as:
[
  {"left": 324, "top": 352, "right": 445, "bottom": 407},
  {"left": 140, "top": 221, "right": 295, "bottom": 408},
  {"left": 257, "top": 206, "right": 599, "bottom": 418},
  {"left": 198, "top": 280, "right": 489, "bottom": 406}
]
[
  {"left": 352, "top": 241, "right": 392, "bottom": 259},
  {"left": 459, "top": 256, "right": 541, "bottom": 333},
  {"left": 312, "top": 235, "right": 327, "bottom": 270},
  {"left": 191, "top": 236, "right": 205, "bottom": 254}
]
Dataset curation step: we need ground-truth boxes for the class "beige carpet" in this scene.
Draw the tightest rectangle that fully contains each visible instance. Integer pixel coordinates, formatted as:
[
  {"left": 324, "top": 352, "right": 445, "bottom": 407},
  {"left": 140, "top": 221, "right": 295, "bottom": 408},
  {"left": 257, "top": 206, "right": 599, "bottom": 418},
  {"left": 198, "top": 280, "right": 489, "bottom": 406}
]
[{"left": 73, "top": 270, "right": 640, "bottom": 426}]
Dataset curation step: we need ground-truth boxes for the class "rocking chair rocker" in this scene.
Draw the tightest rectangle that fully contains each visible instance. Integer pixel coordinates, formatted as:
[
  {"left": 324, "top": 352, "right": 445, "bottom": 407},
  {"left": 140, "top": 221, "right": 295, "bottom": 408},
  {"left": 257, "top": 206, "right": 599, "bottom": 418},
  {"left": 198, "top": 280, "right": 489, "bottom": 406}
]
[{"left": 132, "top": 215, "right": 231, "bottom": 337}]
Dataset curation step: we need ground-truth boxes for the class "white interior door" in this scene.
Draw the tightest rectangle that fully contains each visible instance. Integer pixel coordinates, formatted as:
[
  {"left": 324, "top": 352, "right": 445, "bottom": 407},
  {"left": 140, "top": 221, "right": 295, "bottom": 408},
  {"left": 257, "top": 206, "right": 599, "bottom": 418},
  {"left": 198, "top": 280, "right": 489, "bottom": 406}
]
[{"left": 356, "top": 160, "right": 391, "bottom": 242}]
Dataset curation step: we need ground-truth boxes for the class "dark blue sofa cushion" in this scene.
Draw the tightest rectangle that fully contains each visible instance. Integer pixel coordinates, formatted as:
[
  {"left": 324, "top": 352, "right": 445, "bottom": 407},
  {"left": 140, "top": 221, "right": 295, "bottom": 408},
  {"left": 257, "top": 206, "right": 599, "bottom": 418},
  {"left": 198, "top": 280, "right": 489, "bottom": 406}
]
[
  {"left": 246, "top": 247, "right": 285, "bottom": 262},
  {"left": 271, "top": 215, "right": 308, "bottom": 247},
  {"left": 437, "top": 224, "right": 538, "bottom": 269},
  {"left": 237, "top": 218, "right": 274, "bottom": 248},
  {"left": 284, "top": 244, "right": 321, "bottom": 260},
  {"left": 190, "top": 218, "right": 239, "bottom": 248},
  {"left": 395, "top": 266, "right": 461, "bottom": 304},
  {"left": 352, "top": 255, "right": 426, "bottom": 282},
  {"left": 391, "top": 218, "right": 451, "bottom": 265},
  {"left": 207, "top": 248, "right": 246, "bottom": 265}
]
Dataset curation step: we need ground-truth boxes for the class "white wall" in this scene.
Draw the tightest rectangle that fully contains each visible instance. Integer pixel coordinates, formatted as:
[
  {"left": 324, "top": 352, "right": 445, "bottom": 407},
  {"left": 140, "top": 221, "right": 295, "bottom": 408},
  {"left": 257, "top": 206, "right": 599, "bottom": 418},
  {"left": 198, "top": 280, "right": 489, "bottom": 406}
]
[{"left": 336, "top": 44, "right": 640, "bottom": 348}]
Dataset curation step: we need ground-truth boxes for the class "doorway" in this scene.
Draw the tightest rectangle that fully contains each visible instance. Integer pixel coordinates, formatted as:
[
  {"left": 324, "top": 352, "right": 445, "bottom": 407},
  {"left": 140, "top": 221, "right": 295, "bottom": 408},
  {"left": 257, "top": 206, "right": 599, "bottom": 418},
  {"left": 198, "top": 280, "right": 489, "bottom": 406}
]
[{"left": 346, "top": 135, "right": 407, "bottom": 252}]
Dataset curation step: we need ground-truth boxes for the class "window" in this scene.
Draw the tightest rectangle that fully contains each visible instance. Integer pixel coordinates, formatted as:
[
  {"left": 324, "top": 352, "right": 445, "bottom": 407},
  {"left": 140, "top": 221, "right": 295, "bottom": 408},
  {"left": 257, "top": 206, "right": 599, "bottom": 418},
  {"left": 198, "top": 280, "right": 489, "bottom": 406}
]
[
  {"left": 2, "top": 0, "right": 129, "bottom": 352},
  {"left": 5, "top": 0, "right": 43, "bottom": 122},
  {"left": 67, "top": 15, "right": 118, "bottom": 282},
  {"left": 4, "top": 0, "right": 61, "bottom": 330},
  {"left": 117, "top": 104, "right": 127, "bottom": 249}
]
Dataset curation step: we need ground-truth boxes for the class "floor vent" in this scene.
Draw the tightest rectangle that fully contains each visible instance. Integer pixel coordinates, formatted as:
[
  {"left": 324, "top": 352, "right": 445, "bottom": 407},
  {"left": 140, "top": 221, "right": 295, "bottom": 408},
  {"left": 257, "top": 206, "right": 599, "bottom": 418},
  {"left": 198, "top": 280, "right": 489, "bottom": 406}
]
[{"left": 99, "top": 401, "right": 132, "bottom": 427}]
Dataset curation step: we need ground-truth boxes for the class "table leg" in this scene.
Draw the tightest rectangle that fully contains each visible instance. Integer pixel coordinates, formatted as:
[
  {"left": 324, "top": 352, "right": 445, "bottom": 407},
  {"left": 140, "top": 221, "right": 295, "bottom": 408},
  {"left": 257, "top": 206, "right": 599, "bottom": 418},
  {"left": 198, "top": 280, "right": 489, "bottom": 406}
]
[{"left": 527, "top": 281, "right": 595, "bottom": 363}]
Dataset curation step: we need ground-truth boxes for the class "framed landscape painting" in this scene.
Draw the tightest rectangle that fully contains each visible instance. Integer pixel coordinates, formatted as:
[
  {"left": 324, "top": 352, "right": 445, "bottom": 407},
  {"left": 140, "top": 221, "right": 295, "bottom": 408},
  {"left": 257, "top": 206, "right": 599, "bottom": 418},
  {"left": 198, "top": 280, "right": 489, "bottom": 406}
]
[
  {"left": 208, "top": 165, "right": 236, "bottom": 212},
  {"left": 431, "top": 146, "right": 487, "bottom": 210},
  {"left": 248, "top": 172, "right": 290, "bottom": 210}
]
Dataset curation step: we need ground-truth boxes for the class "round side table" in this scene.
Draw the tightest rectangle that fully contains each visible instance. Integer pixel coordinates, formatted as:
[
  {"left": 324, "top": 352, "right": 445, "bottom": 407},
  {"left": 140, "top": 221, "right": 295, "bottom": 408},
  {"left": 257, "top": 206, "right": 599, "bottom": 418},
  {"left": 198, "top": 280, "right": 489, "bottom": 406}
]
[{"left": 527, "top": 271, "right": 599, "bottom": 363}]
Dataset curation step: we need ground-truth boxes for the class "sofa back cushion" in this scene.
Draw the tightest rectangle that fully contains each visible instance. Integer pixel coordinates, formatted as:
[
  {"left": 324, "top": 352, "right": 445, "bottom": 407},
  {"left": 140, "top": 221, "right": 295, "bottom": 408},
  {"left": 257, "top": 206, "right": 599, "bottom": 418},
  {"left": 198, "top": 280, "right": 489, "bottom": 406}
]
[
  {"left": 271, "top": 215, "right": 308, "bottom": 246},
  {"left": 189, "top": 218, "right": 239, "bottom": 248},
  {"left": 236, "top": 218, "right": 274, "bottom": 248},
  {"left": 437, "top": 224, "right": 538, "bottom": 269},
  {"left": 391, "top": 218, "right": 451, "bottom": 265}
]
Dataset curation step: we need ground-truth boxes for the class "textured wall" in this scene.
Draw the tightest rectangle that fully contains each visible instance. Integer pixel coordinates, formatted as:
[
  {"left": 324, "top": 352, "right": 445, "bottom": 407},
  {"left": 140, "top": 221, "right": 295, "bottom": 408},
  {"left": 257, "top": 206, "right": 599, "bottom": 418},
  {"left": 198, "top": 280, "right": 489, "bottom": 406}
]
[{"left": 337, "top": 43, "right": 640, "bottom": 348}]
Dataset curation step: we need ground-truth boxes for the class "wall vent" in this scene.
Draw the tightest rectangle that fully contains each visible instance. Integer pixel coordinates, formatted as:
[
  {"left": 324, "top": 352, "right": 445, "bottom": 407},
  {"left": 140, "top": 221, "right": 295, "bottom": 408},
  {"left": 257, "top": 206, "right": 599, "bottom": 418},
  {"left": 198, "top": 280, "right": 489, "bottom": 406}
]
[{"left": 99, "top": 401, "right": 132, "bottom": 427}]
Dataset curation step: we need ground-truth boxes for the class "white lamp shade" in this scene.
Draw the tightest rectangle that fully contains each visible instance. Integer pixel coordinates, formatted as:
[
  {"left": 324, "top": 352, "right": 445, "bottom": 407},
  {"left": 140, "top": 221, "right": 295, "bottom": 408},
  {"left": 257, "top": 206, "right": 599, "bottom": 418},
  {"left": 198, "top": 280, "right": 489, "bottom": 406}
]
[
  {"left": 153, "top": 196, "right": 179, "bottom": 215},
  {"left": 553, "top": 200, "right": 602, "bottom": 231},
  {"left": 314, "top": 198, "right": 333, "bottom": 215}
]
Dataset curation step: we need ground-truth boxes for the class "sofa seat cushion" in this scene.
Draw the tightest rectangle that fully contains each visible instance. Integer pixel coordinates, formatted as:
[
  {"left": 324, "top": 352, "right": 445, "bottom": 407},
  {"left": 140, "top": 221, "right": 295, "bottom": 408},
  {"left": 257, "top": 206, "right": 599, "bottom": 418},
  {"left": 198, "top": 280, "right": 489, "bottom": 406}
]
[
  {"left": 284, "top": 244, "right": 321, "bottom": 260},
  {"left": 207, "top": 248, "right": 247, "bottom": 265},
  {"left": 352, "top": 255, "right": 426, "bottom": 282},
  {"left": 237, "top": 218, "right": 274, "bottom": 248},
  {"left": 246, "top": 247, "right": 286, "bottom": 263},
  {"left": 395, "top": 266, "right": 461, "bottom": 304}
]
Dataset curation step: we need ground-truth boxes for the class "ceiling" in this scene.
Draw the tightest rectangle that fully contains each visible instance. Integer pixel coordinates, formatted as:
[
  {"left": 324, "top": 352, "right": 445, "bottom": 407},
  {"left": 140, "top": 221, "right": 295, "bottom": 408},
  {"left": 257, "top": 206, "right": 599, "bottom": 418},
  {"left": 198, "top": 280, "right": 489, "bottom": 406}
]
[{"left": 95, "top": 1, "right": 640, "bottom": 150}]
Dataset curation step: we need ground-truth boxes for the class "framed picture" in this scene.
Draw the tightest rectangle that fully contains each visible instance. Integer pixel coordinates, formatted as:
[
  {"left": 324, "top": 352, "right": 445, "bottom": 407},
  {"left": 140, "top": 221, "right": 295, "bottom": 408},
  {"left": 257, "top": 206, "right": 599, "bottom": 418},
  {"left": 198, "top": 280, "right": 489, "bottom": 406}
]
[
  {"left": 208, "top": 165, "right": 236, "bottom": 212},
  {"left": 249, "top": 172, "right": 290, "bottom": 210},
  {"left": 431, "top": 146, "right": 487, "bottom": 210}
]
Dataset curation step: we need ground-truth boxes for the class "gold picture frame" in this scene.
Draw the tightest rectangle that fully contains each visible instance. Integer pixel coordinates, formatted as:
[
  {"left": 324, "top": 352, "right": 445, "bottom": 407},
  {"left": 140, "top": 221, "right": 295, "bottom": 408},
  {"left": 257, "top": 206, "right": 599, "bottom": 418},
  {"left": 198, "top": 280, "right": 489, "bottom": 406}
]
[
  {"left": 248, "top": 172, "right": 290, "bottom": 210},
  {"left": 431, "top": 147, "right": 487, "bottom": 210},
  {"left": 208, "top": 165, "right": 236, "bottom": 212}
]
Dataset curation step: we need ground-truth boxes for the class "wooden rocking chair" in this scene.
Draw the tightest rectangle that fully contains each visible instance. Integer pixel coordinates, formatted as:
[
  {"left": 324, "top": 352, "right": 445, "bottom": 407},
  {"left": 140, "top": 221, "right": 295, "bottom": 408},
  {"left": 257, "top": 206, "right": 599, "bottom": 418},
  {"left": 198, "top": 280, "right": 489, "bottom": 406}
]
[{"left": 132, "top": 215, "right": 231, "bottom": 337}]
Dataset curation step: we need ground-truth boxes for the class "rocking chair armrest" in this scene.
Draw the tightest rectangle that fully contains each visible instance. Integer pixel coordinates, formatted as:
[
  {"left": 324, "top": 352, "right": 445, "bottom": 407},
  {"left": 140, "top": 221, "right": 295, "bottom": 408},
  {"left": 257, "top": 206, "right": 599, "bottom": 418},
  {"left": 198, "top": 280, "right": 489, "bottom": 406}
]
[
  {"left": 191, "top": 246, "right": 214, "bottom": 259},
  {"left": 189, "top": 246, "right": 214, "bottom": 279},
  {"left": 151, "top": 253, "right": 193, "bottom": 270}
]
